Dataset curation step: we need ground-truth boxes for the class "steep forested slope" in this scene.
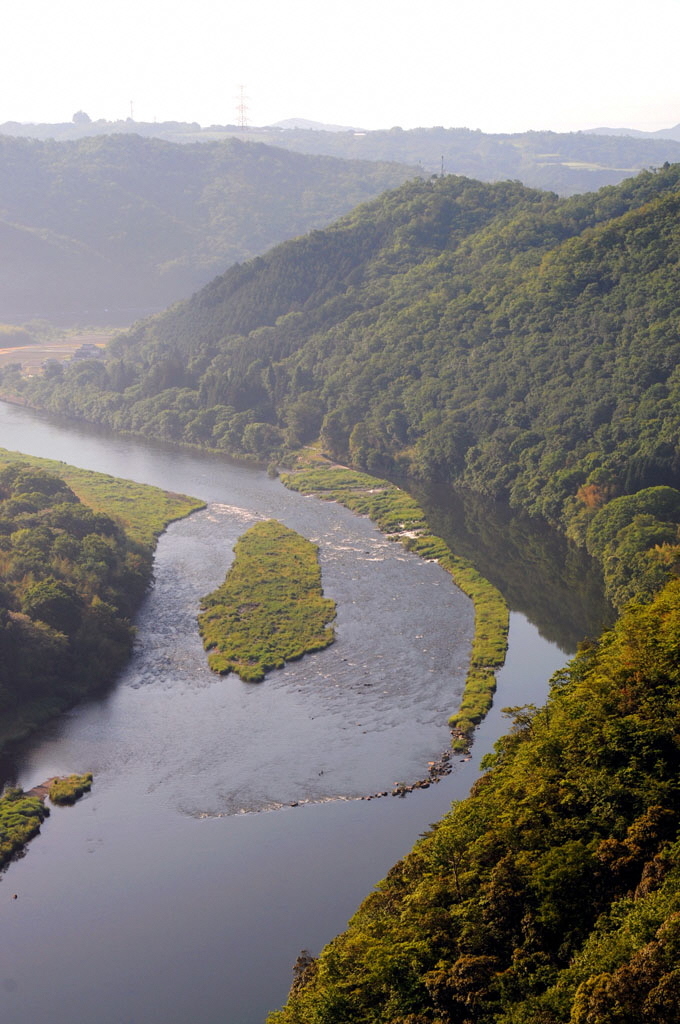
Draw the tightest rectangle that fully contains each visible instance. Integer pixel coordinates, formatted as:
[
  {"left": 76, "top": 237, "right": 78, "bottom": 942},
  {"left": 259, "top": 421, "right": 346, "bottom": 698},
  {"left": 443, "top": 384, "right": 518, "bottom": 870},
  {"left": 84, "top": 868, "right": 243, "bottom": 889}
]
[
  {"left": 10, "top": 164, "right": 680, "bottom": 606},
  {"left": 0, "top": 134, "right": 414, "bottom": 323},
  {"left": 268, "top": 579, "right": 680, "bottom": 1023}
]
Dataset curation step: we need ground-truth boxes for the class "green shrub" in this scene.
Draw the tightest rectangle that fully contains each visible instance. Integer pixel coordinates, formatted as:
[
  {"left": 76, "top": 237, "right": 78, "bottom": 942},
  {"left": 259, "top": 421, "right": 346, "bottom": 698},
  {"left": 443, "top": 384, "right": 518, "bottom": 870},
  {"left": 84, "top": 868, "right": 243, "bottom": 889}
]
[
  {"left": 48, "top": 772, "right": 93, "bottom": 805},
  {"left": 0, "top": 787, "right": 48, "bottom": 867}
]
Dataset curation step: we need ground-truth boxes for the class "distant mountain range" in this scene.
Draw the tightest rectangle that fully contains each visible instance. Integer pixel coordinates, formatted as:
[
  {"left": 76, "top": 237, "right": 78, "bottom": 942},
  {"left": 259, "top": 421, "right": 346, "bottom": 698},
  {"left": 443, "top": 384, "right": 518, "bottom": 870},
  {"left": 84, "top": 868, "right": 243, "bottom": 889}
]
[
  {"left": 269, "top": 118, "right": 360, "bottom": 132},
  {"left": 5, "top": 117, "right": 680, "bottom": 196},
  {"left": 0, "top": 134, "right": 415, "bottom": 325},
  {"left": 584, "top": 122, "right": 680, "bottom": 141},
  {"left": 5, "top": 120, "right": 680, "bottom": 326}
]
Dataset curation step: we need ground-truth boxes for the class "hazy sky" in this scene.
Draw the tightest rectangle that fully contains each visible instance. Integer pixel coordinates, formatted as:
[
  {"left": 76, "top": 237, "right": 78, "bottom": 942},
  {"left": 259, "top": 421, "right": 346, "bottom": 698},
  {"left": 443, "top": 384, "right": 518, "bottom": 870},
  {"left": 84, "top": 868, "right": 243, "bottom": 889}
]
[{"left": 5, "top": 0, "right": 680, "bottom": 133}]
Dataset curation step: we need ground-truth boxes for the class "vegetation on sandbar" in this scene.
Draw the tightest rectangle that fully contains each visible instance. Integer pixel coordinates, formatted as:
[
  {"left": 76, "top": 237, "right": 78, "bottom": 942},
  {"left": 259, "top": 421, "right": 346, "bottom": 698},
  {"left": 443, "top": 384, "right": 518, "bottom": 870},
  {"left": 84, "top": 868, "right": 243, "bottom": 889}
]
[
  {"left": 198, "top": 519, "right": 336, "bottom": 682},
  {"left": 0, "top": 773, "right": 93, "bottom": 869},
  {"left": 0, "top": 787, "right": 48, "bottom": 868},
  {"left": 281, "top": 464, "right": 508, "bottom": 749},
  {"left": 48, "top": 772, "right": 93, "bottom": 805}
]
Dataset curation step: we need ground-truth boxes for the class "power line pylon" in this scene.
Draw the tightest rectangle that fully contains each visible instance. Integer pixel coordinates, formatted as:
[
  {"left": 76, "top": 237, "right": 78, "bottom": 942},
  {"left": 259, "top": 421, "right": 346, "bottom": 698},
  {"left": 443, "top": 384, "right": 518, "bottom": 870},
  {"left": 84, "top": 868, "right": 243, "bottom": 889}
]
[{"left": 236, "top": 85, "right": 249, "bottom": 129}]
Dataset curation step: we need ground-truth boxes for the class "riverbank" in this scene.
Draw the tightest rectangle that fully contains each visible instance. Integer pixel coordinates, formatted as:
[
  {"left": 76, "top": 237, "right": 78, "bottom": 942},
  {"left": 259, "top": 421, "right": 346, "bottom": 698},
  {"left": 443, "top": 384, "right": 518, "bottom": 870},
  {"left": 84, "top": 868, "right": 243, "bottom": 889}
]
[
  {"left": 281, "top": 460, "right": 509, "bottom": 751},
  {"left": 0, "top": 399, "right": 572, "bottom": 1024},
  {"left": 0, "top": 450, "right": 204, "bottom": 756},
  {"left": 0, "top": 446, "right": 206, "bottom": 545}
]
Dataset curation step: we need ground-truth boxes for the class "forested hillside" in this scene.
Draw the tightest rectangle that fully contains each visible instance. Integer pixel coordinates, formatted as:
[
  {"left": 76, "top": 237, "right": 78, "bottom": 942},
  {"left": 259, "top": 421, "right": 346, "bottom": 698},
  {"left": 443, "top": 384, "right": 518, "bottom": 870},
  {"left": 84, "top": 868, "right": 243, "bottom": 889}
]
[
  {"left": 5, "top": 147, "right": 680, "bottom": 1024},
  {"left": 221, "top": 124, "right": 680, "bottom": 194},
  {"left": 0, "top": 134, "right": 414, "bottom": 323},
  {"left": 9, "top": 164, "right": 680, "bottom": 607},
  {"left": 269, "top": 578, "right": 680, "bottom": 1023}
]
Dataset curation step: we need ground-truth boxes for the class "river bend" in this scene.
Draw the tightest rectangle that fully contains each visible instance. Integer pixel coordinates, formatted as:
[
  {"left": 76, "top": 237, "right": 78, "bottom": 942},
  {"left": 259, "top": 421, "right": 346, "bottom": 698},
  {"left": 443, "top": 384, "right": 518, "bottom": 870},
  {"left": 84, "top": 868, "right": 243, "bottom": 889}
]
[{"left": 0, "top": 402, "right": 569, "bottom": 1024}]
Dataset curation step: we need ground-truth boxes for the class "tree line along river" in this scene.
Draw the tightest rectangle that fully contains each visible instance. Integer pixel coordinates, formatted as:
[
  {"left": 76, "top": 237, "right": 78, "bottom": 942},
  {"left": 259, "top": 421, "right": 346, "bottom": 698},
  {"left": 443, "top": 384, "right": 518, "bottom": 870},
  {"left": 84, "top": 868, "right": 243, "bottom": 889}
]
[{"left": 0, "top": 401, "right": 609, "bottom": 1024}]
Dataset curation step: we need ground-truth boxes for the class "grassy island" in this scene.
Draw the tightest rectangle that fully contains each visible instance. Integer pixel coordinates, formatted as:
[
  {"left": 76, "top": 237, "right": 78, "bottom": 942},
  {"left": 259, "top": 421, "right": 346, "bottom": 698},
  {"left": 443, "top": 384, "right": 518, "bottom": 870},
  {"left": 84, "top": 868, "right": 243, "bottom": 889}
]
[
  {"left": 48, "top": 772, "right": 93, "bottom": 805},
  {"left": 198, "top": 519, "right": 336, "bottom": 682},
  {"left": 281, "top": 464, "right": 508, "bottom": 749}
]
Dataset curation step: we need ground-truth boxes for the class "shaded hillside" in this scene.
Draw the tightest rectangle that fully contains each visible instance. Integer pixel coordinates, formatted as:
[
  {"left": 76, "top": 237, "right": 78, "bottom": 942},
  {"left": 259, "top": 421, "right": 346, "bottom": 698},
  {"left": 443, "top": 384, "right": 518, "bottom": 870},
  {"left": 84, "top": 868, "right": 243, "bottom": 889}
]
[
  {"left": 6, "top": 117, "right": 680, "bottom": 195},
  {"left": 268, "top": 579, "right": 680, "bottom": 1024},
  {"left": 0, "top": 134, "right": 415, "bottom": 324},
  {"left": 10, "top": 165, "right": 680, "bottom": 605}
]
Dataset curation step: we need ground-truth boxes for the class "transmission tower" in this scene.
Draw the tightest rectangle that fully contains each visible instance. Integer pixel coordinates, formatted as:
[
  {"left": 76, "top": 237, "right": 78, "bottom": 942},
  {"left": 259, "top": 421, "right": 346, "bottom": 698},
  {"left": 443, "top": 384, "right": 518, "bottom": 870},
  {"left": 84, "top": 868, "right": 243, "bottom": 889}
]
[{"left": 236, "top": 85, "right": 249, "bottom": 129}]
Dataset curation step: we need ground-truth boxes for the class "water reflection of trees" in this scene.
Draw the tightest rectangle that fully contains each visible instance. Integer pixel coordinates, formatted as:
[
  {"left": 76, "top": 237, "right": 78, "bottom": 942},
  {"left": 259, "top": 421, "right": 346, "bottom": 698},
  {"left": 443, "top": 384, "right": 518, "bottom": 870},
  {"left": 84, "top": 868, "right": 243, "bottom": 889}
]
[{"left": 412, "top": 483, "right": 614, "bottom": 653}]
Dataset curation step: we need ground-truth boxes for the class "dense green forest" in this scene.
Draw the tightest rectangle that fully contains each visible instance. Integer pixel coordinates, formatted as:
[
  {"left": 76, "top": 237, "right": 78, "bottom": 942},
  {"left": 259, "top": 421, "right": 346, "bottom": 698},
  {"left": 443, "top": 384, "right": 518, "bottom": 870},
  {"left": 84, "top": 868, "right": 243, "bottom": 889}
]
[
  {"left": 9, "top": 165, "right": 680, "bottom": 607},
  {"left": 0, "top": 456, "right": 202, "bottom": 747},
  {"left": 269, "top": 578, "right": 680, "bottom": 1023},
  {"left": 4, "top": 151, "right": 680, "bottom": 1022},
  {"left": 6, "top": 117, "right": 680, "bottom": 195},
  {"left": 0, "top": 133, "right": 414, "bottom": 323}
]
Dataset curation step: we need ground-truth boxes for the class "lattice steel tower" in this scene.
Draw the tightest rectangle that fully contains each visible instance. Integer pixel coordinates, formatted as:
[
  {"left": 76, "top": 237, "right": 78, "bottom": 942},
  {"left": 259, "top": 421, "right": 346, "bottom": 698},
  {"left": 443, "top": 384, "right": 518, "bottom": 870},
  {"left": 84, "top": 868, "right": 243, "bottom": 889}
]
[{"left": 236, "top": 85, "right": 249, "bottom": 129}]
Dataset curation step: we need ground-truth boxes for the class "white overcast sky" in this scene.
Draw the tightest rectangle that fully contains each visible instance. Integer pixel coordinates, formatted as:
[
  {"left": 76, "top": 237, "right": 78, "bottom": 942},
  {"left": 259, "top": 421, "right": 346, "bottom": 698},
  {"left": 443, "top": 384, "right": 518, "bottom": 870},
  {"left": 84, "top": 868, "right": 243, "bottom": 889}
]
[{"left": 4, "top": 0, "right": 680, "bottom": 133}]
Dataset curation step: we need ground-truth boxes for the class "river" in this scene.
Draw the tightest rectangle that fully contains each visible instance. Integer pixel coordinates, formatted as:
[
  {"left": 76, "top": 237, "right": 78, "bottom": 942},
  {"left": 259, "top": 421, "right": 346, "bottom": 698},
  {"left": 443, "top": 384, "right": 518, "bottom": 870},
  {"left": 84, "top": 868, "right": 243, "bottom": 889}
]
[{"left": 0, "top": 402, "right": 604, "bottom": 1024}]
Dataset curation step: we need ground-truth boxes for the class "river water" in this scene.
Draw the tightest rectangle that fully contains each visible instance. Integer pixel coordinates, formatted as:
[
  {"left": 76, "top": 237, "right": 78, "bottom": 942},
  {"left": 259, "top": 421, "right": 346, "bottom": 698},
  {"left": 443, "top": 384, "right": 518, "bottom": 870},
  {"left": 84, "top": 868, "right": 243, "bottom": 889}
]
[{"left": 0, "top": 403, "right": 588, "bottom": 1024}]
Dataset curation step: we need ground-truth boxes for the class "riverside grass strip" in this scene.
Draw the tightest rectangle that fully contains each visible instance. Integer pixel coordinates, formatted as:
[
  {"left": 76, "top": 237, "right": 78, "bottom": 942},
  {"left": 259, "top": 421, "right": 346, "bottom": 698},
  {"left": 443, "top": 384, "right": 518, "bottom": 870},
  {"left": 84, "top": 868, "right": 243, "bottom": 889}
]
[
  {"left": 280, "top": 465, "right": 509, "bottom": 750},
  {"left": 198, "top": 519, "right": 336, "bottom": 683},
  {"left": 0, "top": 448, "right": 205, "bottom": 546}
]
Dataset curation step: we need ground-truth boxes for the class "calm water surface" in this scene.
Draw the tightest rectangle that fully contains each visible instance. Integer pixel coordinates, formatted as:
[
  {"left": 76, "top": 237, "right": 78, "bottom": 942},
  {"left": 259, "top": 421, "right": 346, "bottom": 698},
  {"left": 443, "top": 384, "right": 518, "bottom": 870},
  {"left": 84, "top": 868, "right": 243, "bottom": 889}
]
[{"left": 0, "top": 403, "right": 571, "bottom": 1024}]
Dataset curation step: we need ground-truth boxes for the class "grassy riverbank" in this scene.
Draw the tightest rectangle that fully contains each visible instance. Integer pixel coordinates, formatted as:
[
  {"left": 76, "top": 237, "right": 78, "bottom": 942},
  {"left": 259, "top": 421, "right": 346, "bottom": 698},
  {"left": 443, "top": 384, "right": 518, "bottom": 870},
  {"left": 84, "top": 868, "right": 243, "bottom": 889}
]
[
  {"left": 0, "top": 447, "right": 205, "bottom": 545},
  {"left": 0, "top": 451, "right": 204, "bottom": 751},
  {"left": 281, "top": 464, "right": 508, "bottom": 750},
  {"left": 198, "top": 519, "right": 336, "bottom": 682}
]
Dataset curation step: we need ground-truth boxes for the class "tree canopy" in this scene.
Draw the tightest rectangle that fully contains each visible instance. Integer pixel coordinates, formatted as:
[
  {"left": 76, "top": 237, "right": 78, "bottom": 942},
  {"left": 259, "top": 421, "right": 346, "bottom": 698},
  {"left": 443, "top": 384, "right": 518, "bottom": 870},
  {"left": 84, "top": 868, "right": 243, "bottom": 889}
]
[
  {"left": 269, "top": 578, "right": 680, "bottom": 1023},
  {"left": 11, "top": 165, "right": 680, "bottom": 606}
]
